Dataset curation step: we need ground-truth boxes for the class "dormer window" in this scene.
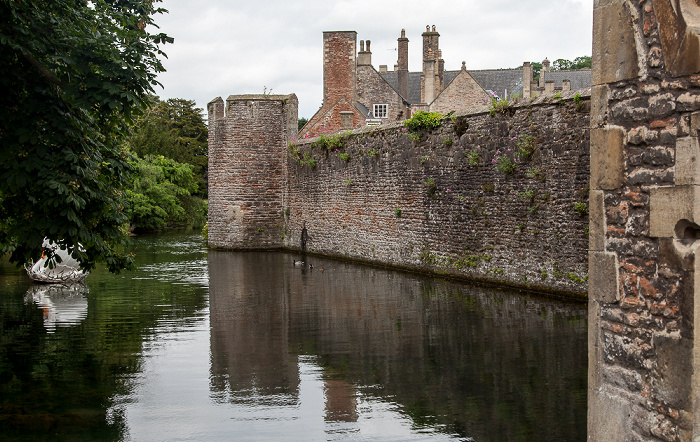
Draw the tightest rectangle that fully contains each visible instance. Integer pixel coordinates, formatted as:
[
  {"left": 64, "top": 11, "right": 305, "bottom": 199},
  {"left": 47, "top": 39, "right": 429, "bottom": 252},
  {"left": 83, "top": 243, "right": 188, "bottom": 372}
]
[{"left": 373, "top": 103, "right": 388, "bottom": 119}]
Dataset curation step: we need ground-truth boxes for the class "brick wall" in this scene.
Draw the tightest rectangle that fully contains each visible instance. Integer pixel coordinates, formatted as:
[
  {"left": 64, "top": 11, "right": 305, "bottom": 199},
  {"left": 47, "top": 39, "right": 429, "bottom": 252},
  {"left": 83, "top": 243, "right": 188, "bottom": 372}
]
[{"left": 282, "top": 91, "right": 590, "bottom": 296}]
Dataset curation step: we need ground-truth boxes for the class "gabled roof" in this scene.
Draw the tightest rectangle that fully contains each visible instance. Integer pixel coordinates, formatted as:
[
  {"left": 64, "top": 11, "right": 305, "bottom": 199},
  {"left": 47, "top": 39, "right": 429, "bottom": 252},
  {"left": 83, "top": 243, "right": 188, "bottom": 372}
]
[
  {"left": 541, "top": 69, "right": 592, "bottom": 90},
  {"left": 469, "top": 69, "right": 524, "bottom": 99},
  {"left": 381, "top": 68, "right": 525, "bottom": 104}
]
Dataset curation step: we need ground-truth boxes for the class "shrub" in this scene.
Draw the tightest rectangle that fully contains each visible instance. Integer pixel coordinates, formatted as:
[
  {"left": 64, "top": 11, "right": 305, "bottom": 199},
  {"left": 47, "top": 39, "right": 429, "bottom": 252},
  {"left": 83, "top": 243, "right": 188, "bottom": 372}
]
[{"left": 404, "top": 111, "right": 444, "bottom": 131}]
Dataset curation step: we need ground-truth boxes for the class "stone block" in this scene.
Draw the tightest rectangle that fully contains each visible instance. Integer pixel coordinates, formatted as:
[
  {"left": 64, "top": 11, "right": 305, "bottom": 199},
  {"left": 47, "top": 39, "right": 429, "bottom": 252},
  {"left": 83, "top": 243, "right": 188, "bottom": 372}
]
[
  {"left": 649, "top": 185, "right": 700, "bottom": 237},
  {"left": 690, "top": 111, "right": 700, "bottom": 135},
  {"left": 589, "top": 251, "right": 620, "bottom": 303},
  {"left": 591, "top": 84, "right": 609, "bottom": 127},
  {"left": 653, "top": 0, "right": 700, "bottom": 76},
  {"left": 675, "top": 137, "right": 700, "bottom": 185},
  {"left": 590, "top": 127, "right": 626, "bottom": 190},
  {"left": 589, "top": 190, "right": 606, "bottom": 252},
  {"left": 588, "top": 386, "right": 632, "bottom": 441},
  {"left": 652, "top": 334, "right": 692, "bottom": 410},
  {"left": 592, "top": 1, "right": 639, "bottom": 86}
]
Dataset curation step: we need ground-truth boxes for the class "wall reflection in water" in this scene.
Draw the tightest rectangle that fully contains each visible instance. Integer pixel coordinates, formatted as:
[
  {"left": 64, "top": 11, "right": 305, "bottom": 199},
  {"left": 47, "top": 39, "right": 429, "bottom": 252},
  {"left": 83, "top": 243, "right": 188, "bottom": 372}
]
[{"left": 208, "top": 250, "right": 587, "bottom": 441}]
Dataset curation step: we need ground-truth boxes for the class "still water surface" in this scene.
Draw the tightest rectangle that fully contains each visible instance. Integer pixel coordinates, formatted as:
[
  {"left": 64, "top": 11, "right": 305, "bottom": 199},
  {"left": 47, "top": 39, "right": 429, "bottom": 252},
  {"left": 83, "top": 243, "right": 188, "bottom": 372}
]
[{"left": 0, "top": 232, "right": 587, "bottom": 441}]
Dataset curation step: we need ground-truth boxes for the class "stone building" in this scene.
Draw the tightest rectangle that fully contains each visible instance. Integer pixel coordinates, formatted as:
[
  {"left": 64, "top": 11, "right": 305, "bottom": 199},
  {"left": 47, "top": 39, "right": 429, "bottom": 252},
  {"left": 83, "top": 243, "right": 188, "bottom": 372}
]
[{"left": 300, "top": 26, "right": 591, "bottom": 137}]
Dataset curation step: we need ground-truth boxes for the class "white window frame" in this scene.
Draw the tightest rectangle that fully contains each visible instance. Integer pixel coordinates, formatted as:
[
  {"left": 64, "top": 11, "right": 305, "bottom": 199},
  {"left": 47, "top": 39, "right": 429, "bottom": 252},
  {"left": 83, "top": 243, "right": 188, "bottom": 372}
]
[{"left": 373, "top": 103, "right": 388, "bottom": 119}]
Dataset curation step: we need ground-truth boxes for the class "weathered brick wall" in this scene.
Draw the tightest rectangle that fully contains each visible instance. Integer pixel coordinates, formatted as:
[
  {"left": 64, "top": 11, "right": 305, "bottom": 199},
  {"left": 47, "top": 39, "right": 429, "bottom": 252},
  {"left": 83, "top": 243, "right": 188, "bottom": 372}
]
[
  {"left": 357, "top": 65, "right": 409, "bottom": 122},
  {"left": 430, "top": 68, "right": 490, "bottom": 114},
  {"left": 283, "top": 91, "right": 591, "bottom": 296},
  {"left": 207, "top": 94, "right": 297, "bottom": 249},
  {"left": 588, "top": 1, "right": 700, "bottom": 440}
]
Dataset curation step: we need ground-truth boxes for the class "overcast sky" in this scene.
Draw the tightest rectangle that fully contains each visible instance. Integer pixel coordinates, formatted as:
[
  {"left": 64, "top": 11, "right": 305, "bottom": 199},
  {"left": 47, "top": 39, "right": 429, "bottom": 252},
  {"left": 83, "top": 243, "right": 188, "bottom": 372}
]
[{"left": 153, "top": 0, "right": 594, "bottom": 119}]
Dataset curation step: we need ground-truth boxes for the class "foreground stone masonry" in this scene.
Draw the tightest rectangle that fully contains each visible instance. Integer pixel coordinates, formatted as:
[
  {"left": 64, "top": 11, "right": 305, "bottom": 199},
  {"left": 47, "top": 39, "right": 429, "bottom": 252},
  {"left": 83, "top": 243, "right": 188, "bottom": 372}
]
[{"left": 589, "top": 0, "right": 700, "bottom": 440}]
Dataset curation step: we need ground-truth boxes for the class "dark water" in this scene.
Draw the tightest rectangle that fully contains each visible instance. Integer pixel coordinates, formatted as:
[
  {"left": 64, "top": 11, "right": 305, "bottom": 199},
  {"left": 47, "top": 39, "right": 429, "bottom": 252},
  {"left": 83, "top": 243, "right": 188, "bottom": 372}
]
[{"left": 0, "top": 232, "right": 587, "bottom": 441}]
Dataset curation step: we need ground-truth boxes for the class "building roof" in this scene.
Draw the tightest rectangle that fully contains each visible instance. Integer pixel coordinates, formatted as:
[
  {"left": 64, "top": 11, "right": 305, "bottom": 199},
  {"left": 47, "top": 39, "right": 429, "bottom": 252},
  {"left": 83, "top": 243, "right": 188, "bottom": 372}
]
[
  {"left": 381, "top": 68, "right": 525, "bottom": 104},
  {"left": 468, "top": 69, "right": 524, "bottom": 99},
  {"left": 540, "top": 69, "right": 592, "bottom": 90}
]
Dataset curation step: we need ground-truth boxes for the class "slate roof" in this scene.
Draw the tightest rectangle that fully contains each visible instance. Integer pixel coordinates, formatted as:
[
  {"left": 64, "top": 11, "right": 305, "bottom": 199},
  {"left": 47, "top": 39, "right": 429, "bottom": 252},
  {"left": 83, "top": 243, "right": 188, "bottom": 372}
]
[
  {"left": 381, "top": 68, "right": 524, "bottom": 104},
  {"left": 468, "top": 69, "right": 524, "bottom": 99},
  {"left": 540, "top": 69, "right": 591, "bottom": 90}
]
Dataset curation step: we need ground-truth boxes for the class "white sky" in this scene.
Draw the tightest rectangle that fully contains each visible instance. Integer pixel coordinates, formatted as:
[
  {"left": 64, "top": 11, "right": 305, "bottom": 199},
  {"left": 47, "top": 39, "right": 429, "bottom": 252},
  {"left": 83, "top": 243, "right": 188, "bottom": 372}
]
[{"left": 152, "top": 0, "right": 594, "bottom": 119}]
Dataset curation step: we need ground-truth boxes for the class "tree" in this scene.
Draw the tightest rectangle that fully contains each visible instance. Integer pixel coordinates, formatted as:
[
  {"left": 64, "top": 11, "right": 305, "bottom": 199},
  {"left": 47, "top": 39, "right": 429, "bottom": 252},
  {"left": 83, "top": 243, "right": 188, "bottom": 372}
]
[
  {"left": 126, "top": 97, "right": 208, "bottom": 197},
  {"left": 0, "top": 0, "right": 173, "bottom": 272},
  {"left": 124, "top": 155, "right": 207, "bottom": 232},
  {"left": 298, "top": 117, "right": 308, "bottom": 132}
]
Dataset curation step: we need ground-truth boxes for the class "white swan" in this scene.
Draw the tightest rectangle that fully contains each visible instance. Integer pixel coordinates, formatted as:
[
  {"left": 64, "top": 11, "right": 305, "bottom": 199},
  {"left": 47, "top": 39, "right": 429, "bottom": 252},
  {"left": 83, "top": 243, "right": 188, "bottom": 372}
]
[{"left": 25, "top": 240, "right": 89, "bottom": 283}]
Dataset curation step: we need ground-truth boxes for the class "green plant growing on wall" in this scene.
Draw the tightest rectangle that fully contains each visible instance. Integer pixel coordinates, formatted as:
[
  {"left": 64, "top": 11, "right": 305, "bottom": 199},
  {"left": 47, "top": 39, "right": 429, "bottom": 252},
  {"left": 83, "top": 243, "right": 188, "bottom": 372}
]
[
  {"left": 339, "top": 152, "right": 350, "bottom": 162},
  {"left": 513, "top": 134, "right": 536, "bottom": 159},
  {"left": 423, "top": 176, "right": 437, "bottom": 195},
  {"left": 394, "top": 208, "right": 402, "bottom": 218},
  {"left": 465, "top": 150, "right": 479, "bottom": 166},
  {"left": 420, "top": 155, "right": 431, "bottom": 165},
  {"left": 493, "top": 150, "right": 516, "bottom": 174},
  {"left": 443, "top": 136, "right": 453, "bottom": 147},
  {"left": 488, "top": 96, "right": 512, "bottom": 116},
  {"left": 408, "top": 132, "right": 421, "bottom": 143},
  {"left": 573, "top": 202, "right": 588, "bottom": 217},
  {"left": 526, "top": 166, "right": 545, "bottom": 182}
]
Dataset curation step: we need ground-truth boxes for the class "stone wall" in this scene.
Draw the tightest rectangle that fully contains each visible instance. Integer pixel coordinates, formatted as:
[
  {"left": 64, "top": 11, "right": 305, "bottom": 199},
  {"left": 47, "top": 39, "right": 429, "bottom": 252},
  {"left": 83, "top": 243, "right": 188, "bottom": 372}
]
[
  {"left": 588, "top": 0, "right": 700, "bottom": 440},
  {"left": 283, "top": 91, "right": 591, "bottom": 296}
]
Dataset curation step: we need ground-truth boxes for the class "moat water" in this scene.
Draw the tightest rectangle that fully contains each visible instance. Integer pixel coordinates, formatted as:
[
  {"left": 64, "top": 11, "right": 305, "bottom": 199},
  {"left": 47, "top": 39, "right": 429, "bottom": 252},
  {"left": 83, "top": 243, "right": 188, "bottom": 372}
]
[{"left": 0, "top": 232, "right": 587, "bottom": 441}]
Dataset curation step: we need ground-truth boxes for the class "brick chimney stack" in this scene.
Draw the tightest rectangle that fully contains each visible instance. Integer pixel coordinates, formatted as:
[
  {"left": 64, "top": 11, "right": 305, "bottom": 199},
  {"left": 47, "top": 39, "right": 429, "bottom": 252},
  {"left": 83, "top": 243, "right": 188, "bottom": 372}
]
[
  {"left": 397, "top": 29, "right": 409, "bottom": 99},
  {"left": 323, "top": 31, "right": 357, "bottom": 108}
]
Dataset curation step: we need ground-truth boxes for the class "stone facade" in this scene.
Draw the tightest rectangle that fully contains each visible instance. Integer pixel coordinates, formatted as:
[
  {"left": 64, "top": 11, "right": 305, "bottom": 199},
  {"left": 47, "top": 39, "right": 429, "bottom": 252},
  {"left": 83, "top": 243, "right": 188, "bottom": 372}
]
[
  {"left": 209, "top": 90, "right": 591, "bottom": 296},
  {"left": 588, "top": 0, "right": 700, "bottom": 440}
]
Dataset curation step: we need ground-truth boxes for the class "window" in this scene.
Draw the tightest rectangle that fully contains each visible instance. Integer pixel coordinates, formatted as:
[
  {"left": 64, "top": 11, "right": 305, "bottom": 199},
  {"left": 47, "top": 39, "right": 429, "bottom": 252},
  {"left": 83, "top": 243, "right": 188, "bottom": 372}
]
[{"left": 373, "top": 103, "right": 388, "bottom": 119}]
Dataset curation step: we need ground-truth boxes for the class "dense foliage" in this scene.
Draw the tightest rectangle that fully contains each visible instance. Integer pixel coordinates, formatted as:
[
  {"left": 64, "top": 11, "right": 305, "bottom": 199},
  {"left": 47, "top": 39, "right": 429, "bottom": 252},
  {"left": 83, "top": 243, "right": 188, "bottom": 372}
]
[
  {"left": 0, "top": 0, "right": 172, "bottom": 272},
  {"left": 404, "top": 111, "right": 444, "bottom": 131},
  {"left": 126, "top": 97, "right": 208, "bottom": 197},
  {"left": 125, "top": 155, "right": 207, "bottom": 232}
]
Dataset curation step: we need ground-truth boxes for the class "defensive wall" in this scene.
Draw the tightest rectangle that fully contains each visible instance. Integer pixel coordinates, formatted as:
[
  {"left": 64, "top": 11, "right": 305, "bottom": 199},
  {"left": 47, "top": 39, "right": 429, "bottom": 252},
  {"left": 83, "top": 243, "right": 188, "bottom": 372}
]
[
  {"left": 208, "top": 1, "right": 700, "bottom": 439},
  {"left": 209, "top": 91, "right": 591, "bottom": 296}
]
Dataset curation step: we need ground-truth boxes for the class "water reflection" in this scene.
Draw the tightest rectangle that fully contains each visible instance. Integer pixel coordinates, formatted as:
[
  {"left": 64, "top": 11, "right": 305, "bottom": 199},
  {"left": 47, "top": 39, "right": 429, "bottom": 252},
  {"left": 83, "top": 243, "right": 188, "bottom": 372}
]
[
  {"left": 208, "top": 251, "right": 587, "bottom": 441},
  {"left": 0, "top": 234, "right": 586, "bottom": 441},
  {"left": 25, "top": 283, "right": 88, "bottom": 333}
]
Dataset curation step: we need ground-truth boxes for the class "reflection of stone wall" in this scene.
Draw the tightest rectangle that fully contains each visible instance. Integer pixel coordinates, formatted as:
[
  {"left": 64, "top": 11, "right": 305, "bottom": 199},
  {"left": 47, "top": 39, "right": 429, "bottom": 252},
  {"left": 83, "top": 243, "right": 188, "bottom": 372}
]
[
  {"left": 589, "top": 1, "right": 700, "bottom": 440},
  {"left": 208, "top": 250, "right": 299, "bottom": 401},
  {"left": 206, "top": 251, "right": 587, "bottom": 439}
]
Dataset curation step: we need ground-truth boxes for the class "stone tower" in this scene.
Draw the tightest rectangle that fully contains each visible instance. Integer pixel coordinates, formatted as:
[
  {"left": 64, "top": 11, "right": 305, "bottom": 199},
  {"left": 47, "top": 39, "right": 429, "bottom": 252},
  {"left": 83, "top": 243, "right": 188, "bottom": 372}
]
[{"left": 207, "top": 94, "right": 298, "bottom": 250}]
